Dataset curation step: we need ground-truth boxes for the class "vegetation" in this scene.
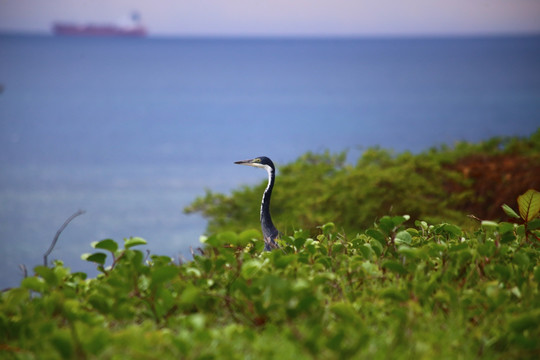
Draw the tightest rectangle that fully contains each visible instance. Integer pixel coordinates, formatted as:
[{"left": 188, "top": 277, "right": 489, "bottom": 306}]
[
  {"left": 1, "top": 189, "right": 539, "bottom": 359},
  {"left": 1, "top": 132, "right": 539, "bottom": 359},
  {"left": 185, "top": 129, "right": 540, "bottom": 236}
]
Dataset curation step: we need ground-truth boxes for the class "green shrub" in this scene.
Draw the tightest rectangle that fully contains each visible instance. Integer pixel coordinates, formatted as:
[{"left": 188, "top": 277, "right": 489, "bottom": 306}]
[
  {"left": 1, "top": 211, "right": 539, "bottom": 359},
  {"left": 185, "top": 130, "right": 540, "bottom": 236}
]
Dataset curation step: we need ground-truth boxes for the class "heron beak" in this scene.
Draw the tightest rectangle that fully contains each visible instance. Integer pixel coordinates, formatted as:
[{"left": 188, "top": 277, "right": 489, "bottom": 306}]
[
  {"left": 234, "top": 158, "right": 255, "bottom": 165},
  {"left": 234, "top": 158, "right": 261, "bottom": 167}
]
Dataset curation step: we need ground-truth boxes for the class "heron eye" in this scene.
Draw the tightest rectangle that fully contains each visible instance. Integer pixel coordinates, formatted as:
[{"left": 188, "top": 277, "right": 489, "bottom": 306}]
[{"left": 254, "top": 158, "right": 261, "bottom": 162}]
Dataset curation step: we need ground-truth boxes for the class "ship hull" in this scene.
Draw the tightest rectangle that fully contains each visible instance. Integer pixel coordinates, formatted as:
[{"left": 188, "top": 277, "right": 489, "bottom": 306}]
[{"left": 53, "top": 23, "right": 147, "bottom": 37}]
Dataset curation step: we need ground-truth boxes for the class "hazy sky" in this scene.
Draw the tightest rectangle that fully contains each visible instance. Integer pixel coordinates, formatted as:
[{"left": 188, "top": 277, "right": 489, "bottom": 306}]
[{"left": 1, "top": 0, "right": 540, "bottom": 37}]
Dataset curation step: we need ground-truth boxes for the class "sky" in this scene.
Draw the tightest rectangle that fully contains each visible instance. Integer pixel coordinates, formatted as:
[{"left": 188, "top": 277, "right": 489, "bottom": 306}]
[{"left": 1, "top": 0, "right": 540, "bottom": 37}]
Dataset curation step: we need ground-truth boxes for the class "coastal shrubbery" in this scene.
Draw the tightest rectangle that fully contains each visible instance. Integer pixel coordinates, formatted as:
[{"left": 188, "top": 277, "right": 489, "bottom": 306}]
[
  {"left": 1, "top": 132, "right": 539, "bottom": 359},
  {"left": 185, "top": 129, "right": 540, "bottom": 236},
  {"left": 1, "top": 190, "right": 539, "bottom": 359}
]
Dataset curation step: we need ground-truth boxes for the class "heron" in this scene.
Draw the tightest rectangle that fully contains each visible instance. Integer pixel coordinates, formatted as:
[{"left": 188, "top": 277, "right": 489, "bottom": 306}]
[{"left": 234, "top": 156, "right": 280, "bottom": 251}]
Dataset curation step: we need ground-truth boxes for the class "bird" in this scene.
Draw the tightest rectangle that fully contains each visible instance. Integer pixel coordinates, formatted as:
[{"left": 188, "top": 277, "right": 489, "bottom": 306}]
[{"left": 234, "top": 156, "right": 280, "bottom": 251}]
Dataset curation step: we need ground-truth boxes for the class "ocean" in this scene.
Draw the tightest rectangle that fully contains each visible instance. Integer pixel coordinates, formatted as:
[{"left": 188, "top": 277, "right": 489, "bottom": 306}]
[{"left": 1, "top": 35, "right": 539, "bottom": 289}]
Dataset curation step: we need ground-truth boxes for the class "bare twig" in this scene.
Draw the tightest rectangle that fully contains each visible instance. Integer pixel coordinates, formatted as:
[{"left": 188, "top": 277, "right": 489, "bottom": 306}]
[
  {"left": 43, "top": 210, "right": 85, "bottom": 267},
  {"left": 177, "top": 253, "right": 186, "bottom": 265},
  {"left": 467, "top": 214, "right": 482, "bottom": 222},
  {"left": 19, "top": 263, "right": 28, "bottom": 278}
]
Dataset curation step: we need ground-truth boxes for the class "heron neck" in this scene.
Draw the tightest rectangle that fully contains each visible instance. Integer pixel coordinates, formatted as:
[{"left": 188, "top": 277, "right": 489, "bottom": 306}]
[{"left": 260, "top": 167, "right": 276, "bottom": 232}]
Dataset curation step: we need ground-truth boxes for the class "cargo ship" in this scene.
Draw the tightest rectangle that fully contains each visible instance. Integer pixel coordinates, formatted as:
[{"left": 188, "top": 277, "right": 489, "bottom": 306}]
[{"left": 53, "top": 12, "right": 147, "bottom": 37}]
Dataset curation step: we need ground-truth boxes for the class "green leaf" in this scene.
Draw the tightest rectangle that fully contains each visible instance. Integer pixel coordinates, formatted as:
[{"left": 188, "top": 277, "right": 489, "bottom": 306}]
[
  {"left": 316, "top": 256, "right": 332, "bottom": 269},
  {"left": 320, "top": 222, "right": 335, "bottom": 235},
  {"left": 361, "top": 261, "right": 382, "bottom": 276},
  {"left": 481, "top": 220, "right": 499, "bottom": 228},
  {"left": 378, "top": 216, "right": 395, "bottom": 235},
  {"left": 398, "top": 246, "right": 424, "bottom": 260},
  {"left": 217, "top": 231, "right": 238, "bottom": 245},
  {"left": 242, "top": 259, "right": 264, "bottom": 278},
  {"left": 498, "top": 222, "right": 515, "bottom": 234},
  {"left": 33, "top": 265, "right": 58, "bottom": 286},
  {"left": 394, "top": 231, "right": 412, "bottom": 245},
  {"left": 185, "top": 267, "right": 202, "bottom": 278},
  {"left": 528, "top": 218, "right": 540, "bottom": 230},
  {"left": 21, "top": 276, "right": 46, "bottom": 292},
  {"left": 331, "top": 243, "right": 344, "bottom": 254},
  {"left": 442, "top": 223, "right": 462, "bottom": 237},
  {"left": 330, "top": 302, "right": 358, "bottom": 320},
  {"left": 81, "top": 252, "right": 107, "bottom": 265},
  {"left": 151, "top": 266, "right": 179, "bottom": 286},
  {"left": 366, "top": 229, "right": 386, "bottom": 245},
  {"left": 203, "top": 234, "right": 222, "bottom": 247},
  {"left": 92, "top": 239, "right": 118, "bottom": 253},
  {"left": 71, "top": 272, "right": 87, "bottom": 280},
  {"left": 358, "top": 244, "right": 373, "bottom": 259},
  {"left": 415, "top": 220, "right": 429, "bottom": 230},
  {"left": 391, "top": 215, "right": 410, "bottom": 227},
  {"left": 151, "top": 255, "right": 174, "bottom": 266},
  {"left": 517, "top": 189, "right": 540, "bottom": 222},
  {"left": 501, "top": 204, "right": 520, "bottom": 219},
  {"left": 124, "top": 237, "right": 147, "bottom": 249},
  {"left": 370, "top": 238, "right": 383, "bottom": 257},
  {"left": 238, "top": 229, "right": 261, "bottom": 246},
  {"left": 179, "top": 285, "right": 200, "bottom": 307},
  {"left": 293, "top": 236, "right": 307, "bottom": 249}
]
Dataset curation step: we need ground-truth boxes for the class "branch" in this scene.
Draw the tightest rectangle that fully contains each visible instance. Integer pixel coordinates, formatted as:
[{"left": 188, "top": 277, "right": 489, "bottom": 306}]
[
  {"left": 43, "top": 209, "right": 85, "bottom": 267},
  {"left": 19, "top": 264, "right": 28, "bottom": 278}
]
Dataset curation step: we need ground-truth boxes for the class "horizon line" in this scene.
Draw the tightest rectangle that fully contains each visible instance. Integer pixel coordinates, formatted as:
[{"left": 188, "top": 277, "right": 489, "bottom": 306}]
[{"left": 2, "top": 29, "right": 540, "bottom": 41}]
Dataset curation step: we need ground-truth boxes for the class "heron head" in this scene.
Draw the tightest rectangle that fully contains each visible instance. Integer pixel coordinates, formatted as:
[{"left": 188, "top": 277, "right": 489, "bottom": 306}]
[{"left": 234, "top": 156, "right": 275, "bottom": 170}]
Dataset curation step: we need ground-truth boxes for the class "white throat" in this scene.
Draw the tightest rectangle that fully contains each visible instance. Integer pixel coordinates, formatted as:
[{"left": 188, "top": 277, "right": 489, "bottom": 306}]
[{"left": 260, "top": 164, "right": 274, "bottom": 218}]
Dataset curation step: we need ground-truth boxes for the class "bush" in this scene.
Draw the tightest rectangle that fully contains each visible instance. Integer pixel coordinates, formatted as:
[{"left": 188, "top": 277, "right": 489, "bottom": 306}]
[
  {"left": 1, "top": 209, "right": 539, "bottom": 359},
  {"left": 185, "top": 129, "right": 540, "bottom": 236}
]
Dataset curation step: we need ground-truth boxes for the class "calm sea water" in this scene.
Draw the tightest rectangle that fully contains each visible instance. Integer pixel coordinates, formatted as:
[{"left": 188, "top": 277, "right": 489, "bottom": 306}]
[{"left": 1, "top": 35, "right": 539, "bottom": 288}]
